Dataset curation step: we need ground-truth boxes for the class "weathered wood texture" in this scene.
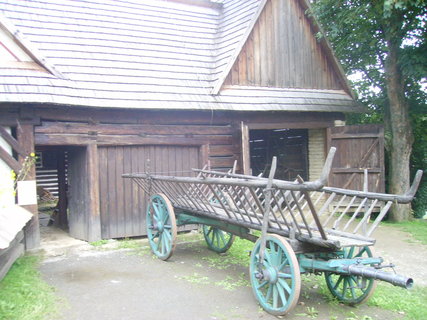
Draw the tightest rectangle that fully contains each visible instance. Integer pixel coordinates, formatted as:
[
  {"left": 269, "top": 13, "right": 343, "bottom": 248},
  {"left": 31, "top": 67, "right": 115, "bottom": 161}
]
[
  {"left": 33, "top": 108, "right": 343, "bottom": 171},
  {"left": 224, "top": 0, "right": 341, "bottom": 90},
  {"left": 27, "top": 107, "right": 344, "bottom": 240},
  {"left": 67, "top": 147, "right": 90, "bottom": 241},
  {"left": 98, "top": 145, "right": 201, "bottom": 238},
  {"left": 327, "top": 124, "right": 385, "bottom": 193},
  {"left": 0, "top": 231, "right": 24, "bottom": 281}
]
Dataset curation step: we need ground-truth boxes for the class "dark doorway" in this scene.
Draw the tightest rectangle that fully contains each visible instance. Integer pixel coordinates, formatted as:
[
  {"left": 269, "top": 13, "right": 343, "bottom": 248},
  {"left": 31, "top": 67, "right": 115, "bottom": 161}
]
[
  {"left": 249, "top": 129, "right": 308, "bottom": 181},
  {"left": 35, "top": 146, "right": 68, "bottom": 229}
]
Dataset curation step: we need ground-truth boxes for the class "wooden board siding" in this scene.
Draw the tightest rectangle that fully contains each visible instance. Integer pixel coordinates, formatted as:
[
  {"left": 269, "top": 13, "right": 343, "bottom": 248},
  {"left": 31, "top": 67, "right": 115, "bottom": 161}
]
[
  {"left": 224, "top": 0, "right": 341, "bottom": 90},
  {"left": 327, "top": 124, "right": 385, "bottom": 193},
  {"left": 98, "top": 145, "right": 201, "bottom": 239},
  {"left": 67, "top": 147, "right": 89, "bottom": 241}
]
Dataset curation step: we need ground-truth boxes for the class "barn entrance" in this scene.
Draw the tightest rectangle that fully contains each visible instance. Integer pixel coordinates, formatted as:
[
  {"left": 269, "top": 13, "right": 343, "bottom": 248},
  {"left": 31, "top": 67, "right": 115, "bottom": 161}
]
[
  {"left": 249, "top": 129, "right": 308, "bottom": 181},
  {"left": 35, "top": 146, "right": 68, "bottom": 230}
]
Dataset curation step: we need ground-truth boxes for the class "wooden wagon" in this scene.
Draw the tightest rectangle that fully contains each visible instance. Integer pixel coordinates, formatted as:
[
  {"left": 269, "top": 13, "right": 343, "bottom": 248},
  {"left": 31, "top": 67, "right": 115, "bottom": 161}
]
[{"left": 123, "top": 148, "right": 422, "bottom": 316}]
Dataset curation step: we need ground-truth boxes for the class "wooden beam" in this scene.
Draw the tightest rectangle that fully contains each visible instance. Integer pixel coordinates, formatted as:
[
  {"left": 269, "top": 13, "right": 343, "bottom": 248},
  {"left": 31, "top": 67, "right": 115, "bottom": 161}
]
[
  {"left": 35, "top": 133, "right": 231, "bottom": 146},
  {"left": 0, "top": 145, "right": 21, "bottom": 172},
  {"left": 17, "top": 123, "right": 39, "bottom": 250},
  {"left": 35, "top": 122, "right": 233, "bottom": 135},
  {"left": 86, "top": 144, "right": 101, "bottom": 242},
  {"left": 240, "top": 122, "right": 250, "bottom": 175},
  {"left": 0, "top": 125, "right": 26, "bottom": 156}
]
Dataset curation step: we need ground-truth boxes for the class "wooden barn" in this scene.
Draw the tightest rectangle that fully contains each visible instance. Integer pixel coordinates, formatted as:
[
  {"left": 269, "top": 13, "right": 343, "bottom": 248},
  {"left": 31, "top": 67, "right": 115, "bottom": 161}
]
[{"left": 0, "top": 0, "right": 384, "bottom": 249}]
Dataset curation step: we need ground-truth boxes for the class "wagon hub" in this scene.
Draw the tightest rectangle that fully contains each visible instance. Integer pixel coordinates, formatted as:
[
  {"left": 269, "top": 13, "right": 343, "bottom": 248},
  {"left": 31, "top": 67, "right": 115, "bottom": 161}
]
[
  {"left": 152, "top": 221, "right": 164, "bottom": 232},
  {"left": 262, "top": 267, "right": 279, "bottom": 284}
]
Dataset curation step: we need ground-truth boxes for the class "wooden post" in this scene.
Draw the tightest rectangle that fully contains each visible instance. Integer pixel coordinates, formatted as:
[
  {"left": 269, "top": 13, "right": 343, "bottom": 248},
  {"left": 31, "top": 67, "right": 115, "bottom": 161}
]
[
  {"left": 240, "top": 122, "right": 251, "bottom": 175},
  {"left": 17, "top": 123, "right": 40, "bottom": 249},
  {"left": 86, "top": 143, "right": 101, "bottom": 242}
]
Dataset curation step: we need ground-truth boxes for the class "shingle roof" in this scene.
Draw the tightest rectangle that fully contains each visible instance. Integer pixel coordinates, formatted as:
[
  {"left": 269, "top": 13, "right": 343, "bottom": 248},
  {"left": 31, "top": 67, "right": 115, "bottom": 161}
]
[{"left": 0, "top": 0, "right": 361, "bottom": 112}]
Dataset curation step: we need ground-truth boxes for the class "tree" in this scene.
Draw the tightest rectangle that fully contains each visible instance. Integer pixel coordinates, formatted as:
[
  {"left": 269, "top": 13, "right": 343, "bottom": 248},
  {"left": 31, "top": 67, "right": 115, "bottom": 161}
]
[{"left": 310, "top": 0, "right": 427, "bottom": 221}]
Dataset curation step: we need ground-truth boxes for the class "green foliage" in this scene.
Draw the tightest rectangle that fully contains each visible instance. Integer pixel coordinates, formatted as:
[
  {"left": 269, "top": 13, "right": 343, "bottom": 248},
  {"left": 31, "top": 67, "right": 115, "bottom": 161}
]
[
  {"left": 0, "top": 255, "right": 62, "bottom": 320},
  {"left": 311, "top": 0, "right": 427, "bottom": 218}
]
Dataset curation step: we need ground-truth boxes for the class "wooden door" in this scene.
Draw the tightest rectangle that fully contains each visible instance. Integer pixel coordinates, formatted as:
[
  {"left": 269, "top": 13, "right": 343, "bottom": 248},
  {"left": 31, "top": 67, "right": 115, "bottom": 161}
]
[
  {"left": 67, "top": 147, "right": 89, "bottom": 240},
  {"left": 98, "top": 145, "right": 201, "bottom": 239},
  {"left": 327, "top": 124, "right": 385, "bottom": 192}
]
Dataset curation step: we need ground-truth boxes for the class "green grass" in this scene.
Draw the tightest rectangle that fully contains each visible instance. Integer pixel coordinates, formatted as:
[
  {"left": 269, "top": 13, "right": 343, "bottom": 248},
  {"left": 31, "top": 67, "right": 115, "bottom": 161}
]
[
  {"left": 368, "top": 283, "right": 427, "bottom": 320},
  {"left": 0, "top": 255, "right": 62, "bottom": 320},
  {"left": 201, "top": 236, "right": 253, "bottom": 269},
  {"left": 311, "top": 273, "right": 427, "bottom": 320},
  {"left": 385, "top": 220, "right": 427, "bottom": 245},
  {"left": 89, "top": 239, "right": 109, "bottom": 246}
]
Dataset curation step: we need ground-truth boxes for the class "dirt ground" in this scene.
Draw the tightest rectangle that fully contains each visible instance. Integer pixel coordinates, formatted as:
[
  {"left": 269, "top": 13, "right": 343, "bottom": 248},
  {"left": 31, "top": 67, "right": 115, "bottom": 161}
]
[{"left": 37, "top": 224, "right": 427, "bottom": 320}]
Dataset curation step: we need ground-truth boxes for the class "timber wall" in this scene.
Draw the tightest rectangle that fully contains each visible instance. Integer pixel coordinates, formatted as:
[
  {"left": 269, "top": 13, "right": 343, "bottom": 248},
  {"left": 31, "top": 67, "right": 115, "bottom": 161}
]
[
  {"left": 1, "top": 107, "right": 343, "bottom": 240},
  {"left": 224, "top": 0, "right": 342, "bottom": 89}
]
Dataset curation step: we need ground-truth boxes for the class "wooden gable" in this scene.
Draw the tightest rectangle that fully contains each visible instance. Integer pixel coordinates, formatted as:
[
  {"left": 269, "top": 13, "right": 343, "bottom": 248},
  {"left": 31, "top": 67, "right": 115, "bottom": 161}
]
[{"left": 223, "top": 0, "right": 349, "bottom": 92}]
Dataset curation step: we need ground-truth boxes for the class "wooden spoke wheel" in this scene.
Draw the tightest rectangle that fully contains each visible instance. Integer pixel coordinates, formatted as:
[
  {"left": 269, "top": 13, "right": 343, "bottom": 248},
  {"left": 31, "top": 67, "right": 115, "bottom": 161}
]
[
  {"left": 202, "top": 225, "right": 235, "bottom": 253},
  {"left": 250, "top": 234, "right": 301, "bottom": 316},
  {"left": 325, "top": 246, "right": 377, "bottom": 305},
  {"left": 146, "top": 193, "right": 177, "bottom": 261}
]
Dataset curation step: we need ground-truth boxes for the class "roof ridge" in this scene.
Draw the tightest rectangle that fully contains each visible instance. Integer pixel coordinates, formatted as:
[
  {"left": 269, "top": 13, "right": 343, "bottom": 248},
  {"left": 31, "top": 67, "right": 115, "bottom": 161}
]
[{"left": 0, "top": 13, "right": 65, "bottom": 80}]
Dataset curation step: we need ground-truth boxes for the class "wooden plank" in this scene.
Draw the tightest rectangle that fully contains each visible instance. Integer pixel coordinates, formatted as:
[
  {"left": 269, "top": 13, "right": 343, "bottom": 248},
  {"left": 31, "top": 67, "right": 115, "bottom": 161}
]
[
  {"left": 122, "top": 146, "right": 133, "bottom": 235},
  {"left": 258, "top": 5, "right": 268, "bottom": 86},
  {"left": 107, "top": 147, "right": 117, "bottom": 238},
  {"left": 238, "top": 46, "right": 247, "bottom": 85},
  {"left": 209, "top": 144, "right": 234, "bottom": 156},
  {"left": 86, "top": 144, "right": 101, "bottom": 242},
  {"left": 98, "top": 147, "right": 109, "bottom": 238},
  {"left": 115, "top": 146, "right": 125, "bottom": 237},
  {"left": 209, "top": 156, "right": 235, "bottom": 169},
  {"left": 265, "top": 0, "right": 274, "bottom": 86},
  {"left": 332, "top": 168, "right": 381, "bottom": 173}
]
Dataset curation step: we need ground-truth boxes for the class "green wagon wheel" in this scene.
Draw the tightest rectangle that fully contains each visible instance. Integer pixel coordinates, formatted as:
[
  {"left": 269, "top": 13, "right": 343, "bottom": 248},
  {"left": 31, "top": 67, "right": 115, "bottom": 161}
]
[
  {"left": 250, "top": 234, "right": 301, "bottom": 316},
  {"left": 325, "top": 246, "right": 377, "bottom": 305},
  {"left": 202, "top": 225, "right": 235, "bottom": 253},
  {"left": 146, "top": 193, "right": 177, "bottom": 261}
]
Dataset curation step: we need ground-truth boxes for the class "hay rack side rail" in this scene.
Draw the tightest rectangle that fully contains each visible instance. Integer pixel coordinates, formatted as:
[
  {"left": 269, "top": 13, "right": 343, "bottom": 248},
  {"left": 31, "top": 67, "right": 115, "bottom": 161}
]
[{"left": 123, "top": 147, "right": 423, "bottom": 316}]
